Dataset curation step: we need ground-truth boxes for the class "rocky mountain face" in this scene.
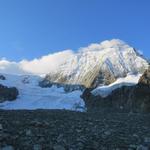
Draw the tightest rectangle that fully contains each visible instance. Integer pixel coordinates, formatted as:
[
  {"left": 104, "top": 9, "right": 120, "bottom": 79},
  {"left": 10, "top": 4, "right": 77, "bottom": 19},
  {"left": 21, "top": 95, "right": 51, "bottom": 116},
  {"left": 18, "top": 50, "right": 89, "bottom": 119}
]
[
  {"left": 82, "top": 67, "right": 150, "bottom": 113},
  {"left": 0, "top": 75, "right": 6, "bottom": 80},
  {"left": 0, "top": 75, "right": 19, "bottom": 103},
  {"left": 40, "top": 39, "right": 148, "bottom": 91},
  {"left": 139, "top": 66, "right": 150, "bottom": 86},
  {"left": 0, "top": 84, "right": 19, "bottom": 103}
]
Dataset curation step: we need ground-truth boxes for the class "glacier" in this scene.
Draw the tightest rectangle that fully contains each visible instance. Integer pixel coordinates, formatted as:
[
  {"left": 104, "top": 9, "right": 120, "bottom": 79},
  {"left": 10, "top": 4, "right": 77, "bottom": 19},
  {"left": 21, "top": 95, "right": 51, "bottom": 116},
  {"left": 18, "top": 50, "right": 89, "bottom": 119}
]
[{"left": 0, "top": 74, "right": 85, "bottom": 111}]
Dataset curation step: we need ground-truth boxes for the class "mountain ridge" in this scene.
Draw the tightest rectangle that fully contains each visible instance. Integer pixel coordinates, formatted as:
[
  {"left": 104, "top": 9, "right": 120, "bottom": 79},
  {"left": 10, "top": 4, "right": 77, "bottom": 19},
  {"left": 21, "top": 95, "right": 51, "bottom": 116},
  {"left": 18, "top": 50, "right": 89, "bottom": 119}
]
[{"left": 42, "top": 39, "right": 149, "bottom": 89}]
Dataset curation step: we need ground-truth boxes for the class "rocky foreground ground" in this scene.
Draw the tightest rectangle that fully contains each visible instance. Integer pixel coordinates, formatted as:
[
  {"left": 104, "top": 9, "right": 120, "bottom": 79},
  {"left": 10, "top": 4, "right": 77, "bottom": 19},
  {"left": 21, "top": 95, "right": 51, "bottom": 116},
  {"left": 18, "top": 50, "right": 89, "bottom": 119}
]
[{"left": 0, "top": 110, "right": 150, "bottom": 150}]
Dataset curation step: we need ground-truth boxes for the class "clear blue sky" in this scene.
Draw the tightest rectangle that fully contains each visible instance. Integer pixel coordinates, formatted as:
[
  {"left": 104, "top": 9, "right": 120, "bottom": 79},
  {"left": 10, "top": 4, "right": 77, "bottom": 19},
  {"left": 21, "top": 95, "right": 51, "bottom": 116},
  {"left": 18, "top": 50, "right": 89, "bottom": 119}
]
[{"left": 0, "top": 0, "right": 150, "bottom": 61}]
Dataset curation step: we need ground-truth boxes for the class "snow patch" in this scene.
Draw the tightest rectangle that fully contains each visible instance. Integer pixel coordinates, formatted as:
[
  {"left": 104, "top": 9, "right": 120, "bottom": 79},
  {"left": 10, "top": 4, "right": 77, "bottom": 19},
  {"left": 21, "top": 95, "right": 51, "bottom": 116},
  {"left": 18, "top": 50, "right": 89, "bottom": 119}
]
[{"left": 92, "top": 74, "right": 141, "bottom": 97}]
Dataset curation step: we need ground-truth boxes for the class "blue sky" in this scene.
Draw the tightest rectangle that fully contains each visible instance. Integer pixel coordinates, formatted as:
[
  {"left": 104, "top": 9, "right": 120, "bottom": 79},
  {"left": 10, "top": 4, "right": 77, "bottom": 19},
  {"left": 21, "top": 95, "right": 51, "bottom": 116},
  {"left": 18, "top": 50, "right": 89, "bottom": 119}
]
[{"left": 0, "top": 0, "right": 150, "bottom": 61}]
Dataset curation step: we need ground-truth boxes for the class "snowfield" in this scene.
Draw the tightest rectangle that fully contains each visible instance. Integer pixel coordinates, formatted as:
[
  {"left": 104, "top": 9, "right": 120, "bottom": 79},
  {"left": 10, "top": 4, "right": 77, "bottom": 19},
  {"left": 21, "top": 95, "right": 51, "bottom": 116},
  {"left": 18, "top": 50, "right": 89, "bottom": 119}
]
[
  {"left": 0, "top": 74, "right": 85, "bottom": 111},
  {"left": 92, "top": 74, "right": 141, "bottom": 97}
]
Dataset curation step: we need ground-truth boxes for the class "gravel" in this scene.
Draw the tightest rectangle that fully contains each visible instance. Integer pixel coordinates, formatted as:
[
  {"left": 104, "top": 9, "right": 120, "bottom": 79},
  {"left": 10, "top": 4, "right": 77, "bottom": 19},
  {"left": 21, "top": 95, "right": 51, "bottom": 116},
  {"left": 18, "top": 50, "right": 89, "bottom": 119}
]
[{"left": 0, "top": 110, "right": 150, "bottom": 150}]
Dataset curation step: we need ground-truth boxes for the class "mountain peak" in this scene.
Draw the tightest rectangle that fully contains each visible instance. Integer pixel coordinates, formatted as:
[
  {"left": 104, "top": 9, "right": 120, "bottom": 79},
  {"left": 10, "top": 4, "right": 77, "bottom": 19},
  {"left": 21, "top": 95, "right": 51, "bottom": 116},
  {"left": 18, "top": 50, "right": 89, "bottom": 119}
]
[
  {"left": 100, "top": 39, "right": 126, "bottom": 48},
  {"left": 80, "top": 39, "right": 129, "bottom": 53},
  {"left": 42, "top": 39, "right": 148, "bottom": 89}
]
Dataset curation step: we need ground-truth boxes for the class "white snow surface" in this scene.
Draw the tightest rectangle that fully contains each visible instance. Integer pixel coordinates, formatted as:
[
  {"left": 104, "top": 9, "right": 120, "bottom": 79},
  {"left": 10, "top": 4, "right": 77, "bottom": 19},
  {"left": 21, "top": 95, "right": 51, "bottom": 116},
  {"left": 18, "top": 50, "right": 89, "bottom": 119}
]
[
  {"left": 0, "top": 74, "right": 85, "bottom": 111},
  {"left": 92, "top": 73, "right": 141, "bottom": 97}
]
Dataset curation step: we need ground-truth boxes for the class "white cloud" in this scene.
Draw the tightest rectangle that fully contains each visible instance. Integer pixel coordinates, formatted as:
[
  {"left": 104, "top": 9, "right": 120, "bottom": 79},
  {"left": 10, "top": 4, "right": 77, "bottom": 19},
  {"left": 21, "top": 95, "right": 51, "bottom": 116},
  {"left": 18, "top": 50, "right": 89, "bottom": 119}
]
[
  {"left": 79, "top": 39, "right": 129, "bottom": 52},
  {"left": 0, "top": 59, "right": 25, "bottom": 74},
  {"left": 0, "top": 50, "right": 74, "bottom": 75}
]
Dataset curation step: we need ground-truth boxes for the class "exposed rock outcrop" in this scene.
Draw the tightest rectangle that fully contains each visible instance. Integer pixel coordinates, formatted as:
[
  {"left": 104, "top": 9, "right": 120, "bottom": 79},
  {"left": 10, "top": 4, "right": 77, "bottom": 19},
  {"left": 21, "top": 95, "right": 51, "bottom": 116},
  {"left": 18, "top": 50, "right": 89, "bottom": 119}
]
[
  {"left": 91, "top": 69, "right": 117, "bottom": 87},
  {"left": 0, "top": 75, "right": 6, "bottom": 80},
  {"left": 0, "top": 84, "right": 19, "bottom": 103},
  {"left": 39, "top": 77, "right": 85, "bottom": 92},
  {"left": 82, "top": 67, "right": 150, "bottom": 113},
  {"left": 138, "top": 66, "right": 150, "bottom": 86},
  {"left": 82, "top": 85, "right": 150, "bottom": 113}
]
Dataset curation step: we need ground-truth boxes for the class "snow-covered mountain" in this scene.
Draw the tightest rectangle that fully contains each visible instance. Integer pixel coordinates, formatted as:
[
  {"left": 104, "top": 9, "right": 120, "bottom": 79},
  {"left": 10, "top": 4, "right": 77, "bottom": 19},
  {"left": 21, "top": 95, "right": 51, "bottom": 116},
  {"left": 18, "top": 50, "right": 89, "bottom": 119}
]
[
  {"left": 42, "top": 39, "right": 148, "bottom": 89},
  {"left": 0, "top": 39, "right": 149, "bottom": 111}
]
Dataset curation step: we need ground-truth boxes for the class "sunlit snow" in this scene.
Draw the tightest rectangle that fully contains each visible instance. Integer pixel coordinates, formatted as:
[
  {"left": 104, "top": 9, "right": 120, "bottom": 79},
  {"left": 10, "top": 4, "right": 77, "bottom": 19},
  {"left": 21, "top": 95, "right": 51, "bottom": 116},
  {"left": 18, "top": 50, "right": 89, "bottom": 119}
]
[{"left": 92, "top": 74, "right": 141, "bottom": 97}]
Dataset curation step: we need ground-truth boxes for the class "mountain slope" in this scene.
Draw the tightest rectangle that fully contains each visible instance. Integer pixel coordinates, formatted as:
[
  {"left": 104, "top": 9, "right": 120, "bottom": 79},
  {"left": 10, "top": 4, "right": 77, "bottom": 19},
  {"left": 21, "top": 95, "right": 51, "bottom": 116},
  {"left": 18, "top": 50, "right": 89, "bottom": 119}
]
[{"left": 43, "top": 39, "right": 148, "bottom": 89}]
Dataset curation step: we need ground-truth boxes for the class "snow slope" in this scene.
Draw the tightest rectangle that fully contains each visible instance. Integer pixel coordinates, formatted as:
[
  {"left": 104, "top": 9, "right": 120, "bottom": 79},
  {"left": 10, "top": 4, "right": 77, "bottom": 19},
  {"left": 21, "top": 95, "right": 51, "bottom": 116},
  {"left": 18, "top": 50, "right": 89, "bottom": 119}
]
[
  {"left": 0, "top": 74, "right": 85, "bottom": 111},
  {"left": 92, "top": 73, "right": 141, "bottom": 97}
]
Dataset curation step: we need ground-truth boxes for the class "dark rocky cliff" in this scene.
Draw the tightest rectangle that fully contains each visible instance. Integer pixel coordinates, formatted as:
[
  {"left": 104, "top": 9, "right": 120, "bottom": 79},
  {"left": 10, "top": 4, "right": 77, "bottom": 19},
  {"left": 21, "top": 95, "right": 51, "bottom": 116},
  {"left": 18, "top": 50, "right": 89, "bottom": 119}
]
[
  {"left": 0, "top": 84, "right": 19, "bottom": 103},
  {"left": 82, "top": 67, "right": 150, "bottom": 113}
]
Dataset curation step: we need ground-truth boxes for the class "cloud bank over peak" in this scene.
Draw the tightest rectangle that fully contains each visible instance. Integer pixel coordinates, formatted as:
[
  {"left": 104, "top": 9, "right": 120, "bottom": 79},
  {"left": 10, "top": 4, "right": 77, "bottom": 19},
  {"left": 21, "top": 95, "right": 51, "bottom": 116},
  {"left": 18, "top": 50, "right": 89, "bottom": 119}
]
[
  {"left": 19, "top": 50, "right": 74, "bottom": 75},
  {"left": 0, "top": 39, "right": 141, "bottom": 75},
  {"left": 0, "top": 59, "right": 25, "bottom": 74},
  {"left": 0, "top": 50, "right": 74, "bottom": 75},
  {"left": 79, "top": 39, "right": 130, "bottom": 52}
]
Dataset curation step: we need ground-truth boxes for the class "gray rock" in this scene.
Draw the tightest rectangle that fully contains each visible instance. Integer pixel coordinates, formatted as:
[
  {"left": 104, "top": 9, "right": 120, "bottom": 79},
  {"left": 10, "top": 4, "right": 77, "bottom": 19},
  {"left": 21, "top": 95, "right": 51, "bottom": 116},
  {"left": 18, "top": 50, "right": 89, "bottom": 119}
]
[
  {"left": 56, "top": 134, "right": 64, "bottom": 143},
  {"left": 139, "top": 66, "right": 150, "bottom": 86},
  {"left": 33, "top": 144, "right": 42, "bottom": 150},
  {"left": 0, "top": 84, "right": 19, "bottom": 103},
  {"left": 53, "top": 145, "right": 66, "bottom": 150},
  {"left": 129, "top": 144, "right": 138, "bottom": 149},
  {"left": 1, "top": 145, "right": 14, "bottom": 150},
  {"left": 136, "top": 145, "right": 148, "bottom": 150},
  {"left": 0, "top": 124, "right": 3, "bottom": 130},
  {"left": 76, "top": 129, "right": 82, "bottom": 133},
  {"left": 104, "top": 130, "right": 111, "bottom": 136},
  {"left": 144, "top": 137, "right": 150, "bottom": 143},
  {"left": 0, "top": 75, "right": 6, "bottom": 80},
  {"left": 92, "top": 141, "right": 99, "bottom": 149},
  {"left": 25, "top": 129, "right": 32, "bottom": 136}
]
